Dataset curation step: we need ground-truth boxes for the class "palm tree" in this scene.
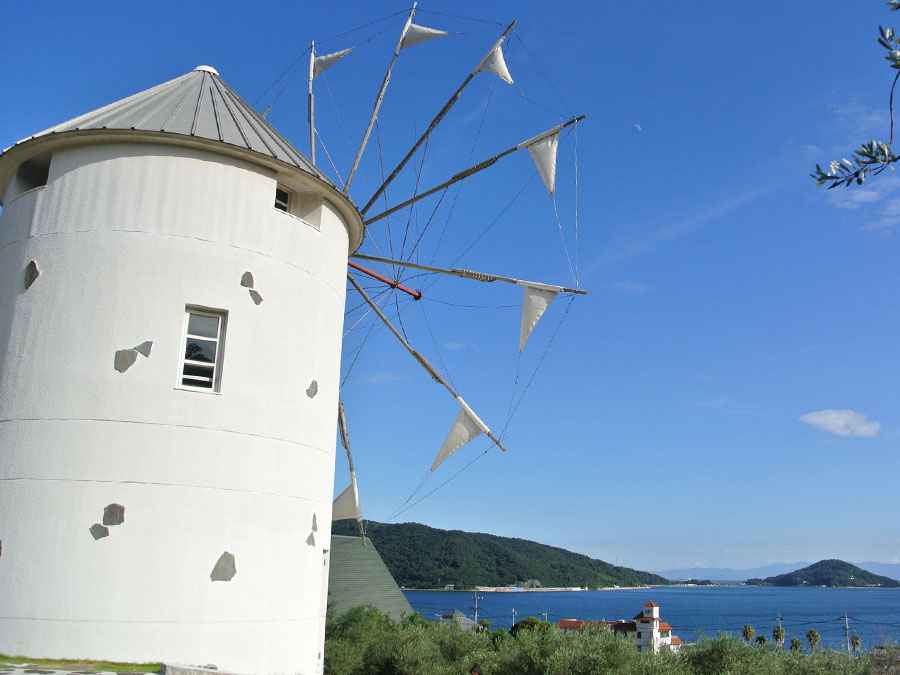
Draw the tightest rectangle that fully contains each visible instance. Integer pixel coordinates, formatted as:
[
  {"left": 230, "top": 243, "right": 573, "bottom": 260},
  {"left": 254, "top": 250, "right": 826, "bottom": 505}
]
[
  {"left": 850, "top": 634, "right": 861, "bottom": 654},
  {"left": 806, "top": 629, "right": 820, "bottom": 652},
  {"left": 773, "top": 624, "right": 785, "bottom": 648},
  {"left": 742, "top": 624, "right": 755, "bottom": 643},
  {"left": 790, "top": 638, "right": 802, "bottom": 653},
  {"left": 755, "top": 635, "right": 768, "bottom": 646}
]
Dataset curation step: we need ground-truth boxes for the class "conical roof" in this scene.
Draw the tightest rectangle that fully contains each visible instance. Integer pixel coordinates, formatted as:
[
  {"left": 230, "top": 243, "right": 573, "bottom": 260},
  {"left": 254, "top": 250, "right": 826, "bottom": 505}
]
[{"left": 22, "top": 65, "right": 323, "bottom": 181}]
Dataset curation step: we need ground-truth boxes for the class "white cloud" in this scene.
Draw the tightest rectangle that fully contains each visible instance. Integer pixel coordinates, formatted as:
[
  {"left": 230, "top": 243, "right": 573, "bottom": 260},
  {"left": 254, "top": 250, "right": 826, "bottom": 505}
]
[
  {"left": 828, "top": 175, "right": 900, "bottom": 210},
  {"left": 862, "top": 196, "right": 900, "bottom": 233},
  {"left": 799, "top": 409, "right": 880, "bottom": 438},
  {"left": 829, "top": 100, "right": 888, "bottom": 139}
]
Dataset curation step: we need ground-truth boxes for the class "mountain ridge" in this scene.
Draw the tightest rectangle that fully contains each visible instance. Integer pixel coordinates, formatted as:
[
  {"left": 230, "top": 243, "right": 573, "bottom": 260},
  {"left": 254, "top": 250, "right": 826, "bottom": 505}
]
[{"left": 331, "top": 520, "right": 669, "bottom": 589}]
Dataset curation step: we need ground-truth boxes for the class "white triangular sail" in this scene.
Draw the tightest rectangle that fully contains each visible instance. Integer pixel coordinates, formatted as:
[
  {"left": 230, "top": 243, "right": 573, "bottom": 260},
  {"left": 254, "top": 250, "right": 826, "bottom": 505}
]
[
  {"left": 401, "top": 22, "right": 448, "bottom": 49},
  {"left": 313, "top": 48, "right": 352, "bottom": 78},
  {"left": 525, "top": 131, "right": 560, "bottom": 194},
  {"left": 476, "top": 42, "right": 513, "bottom": 84},
  {"left": 431, "top": 398, "right": 491, "bottom": 471},
  {"left": 519, "top": 283, "right": 560, "bottom": 352},
  {"left": 332, "top": 473, "right": 362, "bottom": 521}
]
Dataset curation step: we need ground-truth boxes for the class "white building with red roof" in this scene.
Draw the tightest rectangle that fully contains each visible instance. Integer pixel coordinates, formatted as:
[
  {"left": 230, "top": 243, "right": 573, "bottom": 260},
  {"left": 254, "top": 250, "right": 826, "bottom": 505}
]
[{"left": 558, "top": 600, "right": 684, "bottom": 654}]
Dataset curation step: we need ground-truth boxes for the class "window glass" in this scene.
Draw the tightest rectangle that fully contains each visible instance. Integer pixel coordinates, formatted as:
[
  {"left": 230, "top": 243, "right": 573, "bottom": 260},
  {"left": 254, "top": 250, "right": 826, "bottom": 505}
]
[
  {"left": 182, "top": 363, "right": 214, "bottom": 388},
  {"left": 188, "top": 314, "right": 219, "bottom": 338},
  {"left": 275, "top": 187, "right": 291, "bottom": 212},
  {"left": 185, "top": 338, "right": 216, "bottom": 363}
]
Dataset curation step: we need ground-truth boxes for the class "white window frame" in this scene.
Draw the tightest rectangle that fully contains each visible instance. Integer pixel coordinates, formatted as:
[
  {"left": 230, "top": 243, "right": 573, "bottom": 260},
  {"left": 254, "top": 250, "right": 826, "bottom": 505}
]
[
  {"left": 178, "top": 307, "right": 227, "bottom": 393},
  {"left": 274, "top": 185, "right": 292, "bottom": 213}
]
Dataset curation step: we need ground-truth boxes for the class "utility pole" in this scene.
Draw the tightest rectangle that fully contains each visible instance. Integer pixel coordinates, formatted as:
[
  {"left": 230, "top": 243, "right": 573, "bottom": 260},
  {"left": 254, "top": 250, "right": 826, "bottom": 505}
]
[
  {"left": 473, "top": 591, "right": 480, "bottom": 625},
  {"left": 843, "top": 612, "right": 851, "bottom": 655}
]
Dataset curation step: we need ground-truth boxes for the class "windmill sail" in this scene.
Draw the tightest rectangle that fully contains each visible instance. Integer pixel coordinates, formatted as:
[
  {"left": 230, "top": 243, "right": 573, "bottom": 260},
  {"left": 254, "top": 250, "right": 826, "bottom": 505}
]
[
  {"left": 477, "top": 42, "right": 513, "bottom": 84},
  {"left": 525, "top": 131, "right": 560, "bottom": 194},
  {"left": 401, "top": 23, "right": 448, "bottom": 49},
  {"left": 519, "top": 282, "right": 560, "bottom": 352},
  {"left": 431, "top": 397, "right": 491, "bottom": 471},
  {"left": 314, "top": 48, "right": 352, "bottom": 78},
  {"left": 332, "top": 473, "right": 362, "bottom": 521}
]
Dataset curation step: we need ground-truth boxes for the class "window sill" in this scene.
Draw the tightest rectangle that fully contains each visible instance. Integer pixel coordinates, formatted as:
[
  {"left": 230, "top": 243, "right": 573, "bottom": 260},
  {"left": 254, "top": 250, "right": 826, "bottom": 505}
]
[
  {"left": 273, "top": 207, "right": 320, "bottom": 232},
  {"left": 173, "top": 385, "right": 223, "bottom": 396},
  {"left": 6, "top": 185, "right": 46, "bottom": 206}
]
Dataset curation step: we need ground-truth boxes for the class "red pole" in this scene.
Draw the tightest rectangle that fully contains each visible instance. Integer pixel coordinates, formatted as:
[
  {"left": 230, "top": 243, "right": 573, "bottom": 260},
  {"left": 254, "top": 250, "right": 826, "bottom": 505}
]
[{"left": 348, "top": 261, "right": 422, "bottom": 301}]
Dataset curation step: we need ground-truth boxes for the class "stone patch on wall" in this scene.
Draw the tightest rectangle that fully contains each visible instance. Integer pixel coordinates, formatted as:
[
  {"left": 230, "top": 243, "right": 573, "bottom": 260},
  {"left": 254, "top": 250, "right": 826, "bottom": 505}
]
[
  {"left": 102, "top": 503, "right": 125, "bottom": 526},
  {"left": 210, "top": 552, "right": 236, "bottom": 582},
  {"left": 114, "top": 341, "right": 153, "bottom": 373},
  {"left": 306, "top": 380, "right": 318, "bottom": 398},
  {"left": 89, "top": 523, "right": 109, "bottom": 540},
  {"left": 241, "top": 271, "right": 264, "bottom": 305},
  {"left": 114, "top": 349, "right": 138, "bottom": 373},
  {"left": 24, "top": 260, "right": 40, "bottom": 289},
  {"left": 133, "top": 341, "right": 153, "bottom": 357}
]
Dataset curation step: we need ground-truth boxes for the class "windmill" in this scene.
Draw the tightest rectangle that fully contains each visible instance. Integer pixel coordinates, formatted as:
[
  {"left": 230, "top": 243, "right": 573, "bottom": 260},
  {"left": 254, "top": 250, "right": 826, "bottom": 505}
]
[{"left": 0, "top": 6, "right": 586, "bottom": 674}]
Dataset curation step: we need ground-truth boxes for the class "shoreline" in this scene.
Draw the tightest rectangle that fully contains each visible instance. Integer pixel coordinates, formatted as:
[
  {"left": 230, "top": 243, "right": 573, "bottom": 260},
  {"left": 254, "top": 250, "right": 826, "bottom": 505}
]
[{"left": 403, "top": 585, "right": 663, "bottom": 593}]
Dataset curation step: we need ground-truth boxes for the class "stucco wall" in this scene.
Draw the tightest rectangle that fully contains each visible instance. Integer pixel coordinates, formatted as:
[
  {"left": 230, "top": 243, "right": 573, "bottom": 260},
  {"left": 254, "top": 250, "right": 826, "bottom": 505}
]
[{"left": 0, "top": 143, "right": 349, "bottom": 674}]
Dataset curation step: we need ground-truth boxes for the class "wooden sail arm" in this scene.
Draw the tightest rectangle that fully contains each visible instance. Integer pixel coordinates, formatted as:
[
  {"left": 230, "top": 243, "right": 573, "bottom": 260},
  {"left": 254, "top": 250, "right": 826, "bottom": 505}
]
[
  {"left": 351, "top": 253, "right": 589, "bottom": 296},
  {"left": 338, "top": 399, "right": 354, "bottom": 471},
  {"left": 343, "top": 3, "right": 418, "bottom": 193},
  {"left": 346, "top": 273, "right": 508, "bottom": 453},
  {"left": 336, "top": 399, "right": 365, "bottom": 540},
  {"left": 360, "top": 19, "right": 518, "bottom": 215},
  {"left": 348, "top": 260, "right": 422, "bottom": 300},
  {"left": 363, "top": 114, "right": 586, "bottom": 226}
]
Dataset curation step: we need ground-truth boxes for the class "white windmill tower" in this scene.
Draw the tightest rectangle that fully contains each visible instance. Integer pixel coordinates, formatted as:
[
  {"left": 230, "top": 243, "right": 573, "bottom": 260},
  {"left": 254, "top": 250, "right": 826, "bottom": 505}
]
[
  {"left": 0, "top": 7, "right": 587, "bottom": 675},
  {"left": 0, "top": 66, "right": 360, "bottom": 674}
]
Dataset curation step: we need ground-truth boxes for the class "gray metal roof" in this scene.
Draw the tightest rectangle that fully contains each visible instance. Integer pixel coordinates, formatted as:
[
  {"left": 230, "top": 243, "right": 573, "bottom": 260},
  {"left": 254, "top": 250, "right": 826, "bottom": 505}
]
[
  {"left": 328, "top": 535, "right": 413, "bottom": 622},
  {"left": 22, "top": 65, "right": 324, "bottom": 181}
]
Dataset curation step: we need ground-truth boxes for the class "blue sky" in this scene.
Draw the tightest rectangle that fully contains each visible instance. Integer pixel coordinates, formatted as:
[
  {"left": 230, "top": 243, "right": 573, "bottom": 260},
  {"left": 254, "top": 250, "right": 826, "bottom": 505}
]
[{"left": 3, "top": 1, "right": 900, "bottom": 570}]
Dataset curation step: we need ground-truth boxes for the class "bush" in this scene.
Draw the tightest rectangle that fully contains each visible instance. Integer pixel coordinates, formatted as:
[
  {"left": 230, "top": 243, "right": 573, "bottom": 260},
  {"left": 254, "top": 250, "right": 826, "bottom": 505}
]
[{"left": 324, "top": 607, "right": 872, "bottom": 675}]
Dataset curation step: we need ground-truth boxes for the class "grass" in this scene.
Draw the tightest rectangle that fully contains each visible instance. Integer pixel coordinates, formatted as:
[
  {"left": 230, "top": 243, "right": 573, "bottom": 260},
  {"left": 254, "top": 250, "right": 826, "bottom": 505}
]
[{"left": 0, "top": 654, "right": 161, "bottom": 673}]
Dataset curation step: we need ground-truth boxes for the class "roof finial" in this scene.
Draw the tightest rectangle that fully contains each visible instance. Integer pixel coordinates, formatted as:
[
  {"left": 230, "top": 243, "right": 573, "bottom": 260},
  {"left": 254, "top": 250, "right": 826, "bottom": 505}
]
[{"left": 194, "top": 65, "right": 220, "bottom": 76}]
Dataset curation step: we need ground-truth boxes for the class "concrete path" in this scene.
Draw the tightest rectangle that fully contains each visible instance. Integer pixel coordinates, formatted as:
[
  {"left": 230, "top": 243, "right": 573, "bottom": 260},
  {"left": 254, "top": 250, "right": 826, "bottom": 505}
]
[{"left": 0, "top": 666, "right": 155, "bottom": 675}]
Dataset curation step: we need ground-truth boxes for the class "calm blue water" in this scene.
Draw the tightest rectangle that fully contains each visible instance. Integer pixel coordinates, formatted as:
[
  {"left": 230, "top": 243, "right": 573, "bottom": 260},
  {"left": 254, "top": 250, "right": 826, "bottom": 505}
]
[{"left": 405, "top": 587, "right": 900, "bottom": 650}]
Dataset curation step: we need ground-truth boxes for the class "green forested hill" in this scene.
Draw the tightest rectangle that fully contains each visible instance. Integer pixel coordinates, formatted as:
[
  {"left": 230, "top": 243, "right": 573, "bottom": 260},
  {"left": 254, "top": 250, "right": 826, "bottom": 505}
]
[
  {"left": 746, "top": 559, "right": 900, "bottom": 587},
  {"left": 331, "top": 520, "right": 669, "bottom": 589}
]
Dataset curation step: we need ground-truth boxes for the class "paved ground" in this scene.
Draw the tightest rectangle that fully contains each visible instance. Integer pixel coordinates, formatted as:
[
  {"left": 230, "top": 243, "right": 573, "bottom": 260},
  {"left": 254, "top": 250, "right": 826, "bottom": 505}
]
[{"left": 0, "top": 667, "right": 155, "bottom": 675}]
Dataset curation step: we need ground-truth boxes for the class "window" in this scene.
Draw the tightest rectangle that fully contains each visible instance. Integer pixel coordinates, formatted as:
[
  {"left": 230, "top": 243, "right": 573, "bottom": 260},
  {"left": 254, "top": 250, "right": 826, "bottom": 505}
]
[
  {"left": 274, "top": 186, "right": 291, "bottom": 213},
  {"left": 180, "top": 308, "right": 226, "bottom": 391},
  {"left": 15, "top": 154, "right": 51, "bottom": 194}
]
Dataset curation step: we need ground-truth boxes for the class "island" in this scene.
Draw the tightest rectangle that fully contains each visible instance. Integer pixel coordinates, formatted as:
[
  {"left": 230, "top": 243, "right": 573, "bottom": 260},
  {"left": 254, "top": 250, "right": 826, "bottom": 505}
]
[{"left": 746, "top": 559, "right": 900, "bottom": 588}]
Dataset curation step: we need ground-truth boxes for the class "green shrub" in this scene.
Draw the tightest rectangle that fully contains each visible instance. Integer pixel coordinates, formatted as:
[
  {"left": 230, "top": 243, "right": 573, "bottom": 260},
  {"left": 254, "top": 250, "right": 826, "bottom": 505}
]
[{"left": 323, "top": 607, "right": 872, "bottom": 675}]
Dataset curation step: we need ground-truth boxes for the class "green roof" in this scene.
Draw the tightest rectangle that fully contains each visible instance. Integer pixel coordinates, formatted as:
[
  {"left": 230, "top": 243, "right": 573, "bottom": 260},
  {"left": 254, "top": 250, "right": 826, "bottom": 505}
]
[{"left": 328, "top": 535, "right": 413, "bottom": 622}]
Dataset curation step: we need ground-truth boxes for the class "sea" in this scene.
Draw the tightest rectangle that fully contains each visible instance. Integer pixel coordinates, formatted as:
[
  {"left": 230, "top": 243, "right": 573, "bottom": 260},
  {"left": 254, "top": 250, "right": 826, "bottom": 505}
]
[{"left": 404, "top": 586, "right": 900, "bottom": 650}]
